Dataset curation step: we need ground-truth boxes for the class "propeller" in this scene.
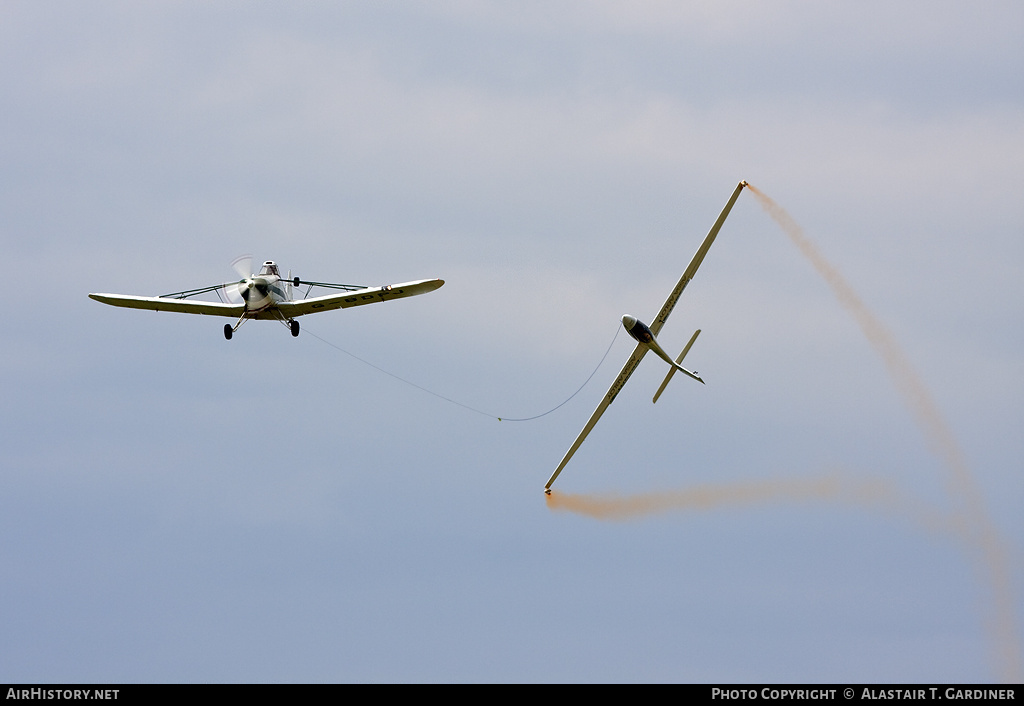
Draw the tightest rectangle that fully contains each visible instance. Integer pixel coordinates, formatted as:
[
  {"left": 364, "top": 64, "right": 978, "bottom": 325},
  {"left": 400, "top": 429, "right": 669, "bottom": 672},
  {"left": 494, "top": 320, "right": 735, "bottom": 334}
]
[
  {"left": 240, "top": 278, "right": 270, "bottom": 302},
  {"left": 224, "top": 254, "right": 254, "bottom": 304},
  {"left": 223, "top": 255, "right": 275, "bottom": 305}
]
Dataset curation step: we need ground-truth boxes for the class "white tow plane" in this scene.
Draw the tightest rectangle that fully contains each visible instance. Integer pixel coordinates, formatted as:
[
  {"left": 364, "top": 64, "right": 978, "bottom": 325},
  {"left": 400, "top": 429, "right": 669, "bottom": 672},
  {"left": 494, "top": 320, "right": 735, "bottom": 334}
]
[
  {"left": 89, "top": 256, "right": 444, "bottom": 339},
  {"left": 544, "top": 181, "right": 747, "bottom": 493}
]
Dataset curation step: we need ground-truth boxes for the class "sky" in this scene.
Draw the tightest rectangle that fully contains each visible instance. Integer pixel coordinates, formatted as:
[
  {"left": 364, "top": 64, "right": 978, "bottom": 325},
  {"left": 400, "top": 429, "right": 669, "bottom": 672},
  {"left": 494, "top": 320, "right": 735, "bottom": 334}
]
[{"left": 2, "top": 1, "right": 1022, "bottom": 683}]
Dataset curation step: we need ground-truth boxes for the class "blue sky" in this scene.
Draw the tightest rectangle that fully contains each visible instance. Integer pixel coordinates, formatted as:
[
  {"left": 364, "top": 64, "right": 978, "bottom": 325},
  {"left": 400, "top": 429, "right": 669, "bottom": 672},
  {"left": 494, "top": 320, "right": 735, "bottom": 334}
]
[{"left": 2, "top": 1, "right": 1022, "bottom": 682}]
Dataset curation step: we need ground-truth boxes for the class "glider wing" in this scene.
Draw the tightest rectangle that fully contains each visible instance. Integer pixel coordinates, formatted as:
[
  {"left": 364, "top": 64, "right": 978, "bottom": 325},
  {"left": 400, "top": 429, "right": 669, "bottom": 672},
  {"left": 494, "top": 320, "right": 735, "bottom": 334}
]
[
  {"left": 649, "top": 180, "right": 747, "bottom": 336},
  {"left": 544, "top": 342, "right": 649, "bottom": 492}
]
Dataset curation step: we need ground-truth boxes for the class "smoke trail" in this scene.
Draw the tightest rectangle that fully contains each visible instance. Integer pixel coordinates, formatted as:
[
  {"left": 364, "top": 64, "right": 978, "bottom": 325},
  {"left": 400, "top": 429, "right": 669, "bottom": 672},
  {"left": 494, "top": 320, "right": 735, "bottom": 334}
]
[
  {"left": 548, "top": 474, "right": 898, "bottom": 521},
  {"left": 745, "top": 183, "right": 1021, "bottom": 682},
  {"left": 545, "top": 474, "right": 968, "bottom": 540}
]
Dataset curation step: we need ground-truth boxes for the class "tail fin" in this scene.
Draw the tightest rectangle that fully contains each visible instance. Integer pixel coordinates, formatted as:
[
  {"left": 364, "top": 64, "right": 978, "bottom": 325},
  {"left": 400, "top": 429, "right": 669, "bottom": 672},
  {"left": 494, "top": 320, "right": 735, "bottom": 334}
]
[{"left": 653, "top": 329, "right": 703, "bottom": 403}]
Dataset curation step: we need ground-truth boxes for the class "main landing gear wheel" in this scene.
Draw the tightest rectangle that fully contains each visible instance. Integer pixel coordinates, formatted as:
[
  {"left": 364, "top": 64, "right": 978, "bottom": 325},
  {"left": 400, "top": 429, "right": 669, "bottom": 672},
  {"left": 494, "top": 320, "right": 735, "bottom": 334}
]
[
  {"left": 224, "top": 324, "right": 233, "bottom": 340},
  {"left": 290, "top": 320, "right": 300, "bottom": 337}
]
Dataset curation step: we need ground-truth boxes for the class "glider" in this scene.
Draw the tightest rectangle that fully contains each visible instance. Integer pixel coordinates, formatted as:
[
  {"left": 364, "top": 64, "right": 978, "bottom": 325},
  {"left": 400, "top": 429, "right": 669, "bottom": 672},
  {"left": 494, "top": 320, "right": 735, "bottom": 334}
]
[
  {"left": 544, "top": 181, "right": 747, "bottom": 493},
  {"left": 89, "top": 256, "right": 444, "bottom": 339}
]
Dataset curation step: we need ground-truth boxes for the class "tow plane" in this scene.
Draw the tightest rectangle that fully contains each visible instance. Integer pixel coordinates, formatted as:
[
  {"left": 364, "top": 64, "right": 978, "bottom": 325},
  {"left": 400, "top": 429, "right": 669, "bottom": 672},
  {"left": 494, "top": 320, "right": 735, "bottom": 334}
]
[
  {"left": 89, "top": 256, "right": 444, "bottom": 339},
  {"left": 544, "top": 181, "right": 747, "bottom": 493}
]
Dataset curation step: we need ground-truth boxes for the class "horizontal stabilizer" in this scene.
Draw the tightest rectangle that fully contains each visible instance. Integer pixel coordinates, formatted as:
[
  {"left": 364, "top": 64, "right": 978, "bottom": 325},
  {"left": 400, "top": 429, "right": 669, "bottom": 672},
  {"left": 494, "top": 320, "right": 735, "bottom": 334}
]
[{"left": 653, "top": 329, "right": 702, "bottom": 403}]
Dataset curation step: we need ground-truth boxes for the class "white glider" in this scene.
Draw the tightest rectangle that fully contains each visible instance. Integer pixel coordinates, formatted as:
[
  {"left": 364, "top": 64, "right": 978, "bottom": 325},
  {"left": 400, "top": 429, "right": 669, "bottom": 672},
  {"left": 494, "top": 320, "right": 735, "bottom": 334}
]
[{"left": 544, "top": 181, "right": 747, "bottom": 493}]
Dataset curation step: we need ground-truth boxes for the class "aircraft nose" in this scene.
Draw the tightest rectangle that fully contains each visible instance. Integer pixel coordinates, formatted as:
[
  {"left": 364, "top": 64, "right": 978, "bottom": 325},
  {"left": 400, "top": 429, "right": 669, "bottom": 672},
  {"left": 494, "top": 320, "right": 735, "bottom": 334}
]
[{"left": 621, "top": 314, "right": 636, "bottom": 329}]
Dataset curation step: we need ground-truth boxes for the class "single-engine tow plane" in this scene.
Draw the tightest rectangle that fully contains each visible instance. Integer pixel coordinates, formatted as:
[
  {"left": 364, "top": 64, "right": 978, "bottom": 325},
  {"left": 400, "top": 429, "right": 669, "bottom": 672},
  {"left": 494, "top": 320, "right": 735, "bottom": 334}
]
[
  {"left": 89, "top": 256, "right": 444, "bottom": 339},
  {"left": 544, "top": 181, "right": 747, "bottom": 493}
]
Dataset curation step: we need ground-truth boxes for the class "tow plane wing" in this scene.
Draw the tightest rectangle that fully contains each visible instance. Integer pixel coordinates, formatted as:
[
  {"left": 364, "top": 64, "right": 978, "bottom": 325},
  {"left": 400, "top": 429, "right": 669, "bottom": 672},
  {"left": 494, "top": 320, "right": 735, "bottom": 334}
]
[
  {"left": 88, "top": 293, "right": 245, "bottom": 317},
  {"left": 276, "top": 279, "right": 445, "bottom": 318},
  {"left": 89, "top": 280, "right": 443, "bottom": 320}
]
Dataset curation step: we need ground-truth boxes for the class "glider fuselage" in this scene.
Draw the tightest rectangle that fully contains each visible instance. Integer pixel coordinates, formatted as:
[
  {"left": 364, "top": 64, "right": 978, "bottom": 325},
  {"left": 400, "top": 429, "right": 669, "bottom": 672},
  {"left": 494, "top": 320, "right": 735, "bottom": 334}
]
[{"left": 621, "top": 313, "right": 686, "bottom": 373}]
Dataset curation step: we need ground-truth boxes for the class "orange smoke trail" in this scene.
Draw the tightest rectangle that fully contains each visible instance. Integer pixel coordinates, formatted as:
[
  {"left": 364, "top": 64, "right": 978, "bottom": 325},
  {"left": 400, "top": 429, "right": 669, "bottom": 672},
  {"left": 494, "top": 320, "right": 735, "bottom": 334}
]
[
  {"left": 545, "top": 474, "right": 961, "bottom": 539},
  {"left": 546, "top": 474, "right": 894, "bottom": 522},
  {"left": 745, "top": 183, "right": 1021, "bottom": 682},
  {"left": 746, "top": 185, "right": 968, "bottom": 501}
]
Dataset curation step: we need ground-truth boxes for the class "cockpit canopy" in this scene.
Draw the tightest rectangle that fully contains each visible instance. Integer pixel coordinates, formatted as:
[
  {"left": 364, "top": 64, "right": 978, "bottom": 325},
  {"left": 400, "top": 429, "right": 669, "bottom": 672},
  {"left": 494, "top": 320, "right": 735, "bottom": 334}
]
[{"left": 259, "top": 261, "right": 280, "bottom": 277}]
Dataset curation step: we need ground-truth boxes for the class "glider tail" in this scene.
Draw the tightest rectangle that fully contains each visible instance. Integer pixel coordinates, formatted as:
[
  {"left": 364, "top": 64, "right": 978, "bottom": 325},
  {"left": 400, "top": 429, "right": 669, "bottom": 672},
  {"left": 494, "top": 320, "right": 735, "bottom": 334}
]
[{"left": 653, "top": 329, "right": 703, "bottom": 403}]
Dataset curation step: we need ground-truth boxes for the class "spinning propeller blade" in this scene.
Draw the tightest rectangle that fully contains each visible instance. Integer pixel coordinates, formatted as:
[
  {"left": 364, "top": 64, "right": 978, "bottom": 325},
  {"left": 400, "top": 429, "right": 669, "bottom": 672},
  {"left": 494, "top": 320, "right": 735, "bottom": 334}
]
[
  {"left": 231, "top": 254, "right": 253, "bottom": 280},
  {"left": 225, "top": 254, "right": 254, "bottom": 304},
  {"left": 222, "top": 281, "right": 245, "bottom": 304}
]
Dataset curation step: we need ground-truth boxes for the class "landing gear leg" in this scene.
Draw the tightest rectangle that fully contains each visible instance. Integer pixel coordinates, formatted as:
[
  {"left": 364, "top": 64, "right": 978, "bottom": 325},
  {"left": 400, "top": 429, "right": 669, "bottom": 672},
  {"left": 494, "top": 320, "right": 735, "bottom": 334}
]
[
  {"left": 290, "top": 320, "right": 300, "bottom": 337},
  {"left": 225, "top": 312, "right": 248, "bottom": 340}
]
